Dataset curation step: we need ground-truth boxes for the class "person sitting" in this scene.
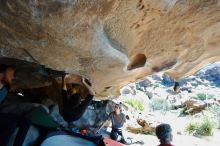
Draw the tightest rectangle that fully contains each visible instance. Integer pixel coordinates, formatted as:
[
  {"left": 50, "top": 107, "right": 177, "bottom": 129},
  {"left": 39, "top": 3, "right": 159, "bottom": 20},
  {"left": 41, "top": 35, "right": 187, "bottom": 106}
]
[
  {"left": 0, "top": 64, "right": 31, "bottom": 146},
  {"left": 155, "top": 123, "right": 174, "bottom": 146},
  {"left": 109, "top": 104, "right": 130, "bottom": 145},
  {"left": 97, "top": 104, "right": 131, "bottom": 145},
  {"left": 60, "top": 74, "right": 95, "bottom": 123}
]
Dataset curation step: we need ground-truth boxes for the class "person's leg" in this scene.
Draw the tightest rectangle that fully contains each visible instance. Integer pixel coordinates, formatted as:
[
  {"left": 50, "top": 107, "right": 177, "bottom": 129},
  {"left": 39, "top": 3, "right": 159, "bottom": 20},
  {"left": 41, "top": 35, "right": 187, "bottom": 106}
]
[
  {"left": 69, "top": 95, "right": 93, "bottom": 121},
  {"left": 118, "top": 130, "right": 131, "bottom": 145},
  {"left": 77, "top": 95, "right": 93, "bottom": 114},
  {"left": 13, "top": 116, "right": 31, "bottom": 146},
  {"left": 110, "top": 129, "right": 118, "bottom": 141},
  {"left": 117, "top": 130, "right": 125, "bottom": 141},
  {"left": 0, "top": 113, "right": 17, "bottom": 146}
]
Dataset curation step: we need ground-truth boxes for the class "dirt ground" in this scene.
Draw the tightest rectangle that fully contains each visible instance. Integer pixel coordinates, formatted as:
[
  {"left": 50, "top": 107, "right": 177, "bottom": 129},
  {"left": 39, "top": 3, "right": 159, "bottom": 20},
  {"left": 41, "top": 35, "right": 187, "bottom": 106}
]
[{"left": 123, "top": 111, "right": 220, "bottom": 146}]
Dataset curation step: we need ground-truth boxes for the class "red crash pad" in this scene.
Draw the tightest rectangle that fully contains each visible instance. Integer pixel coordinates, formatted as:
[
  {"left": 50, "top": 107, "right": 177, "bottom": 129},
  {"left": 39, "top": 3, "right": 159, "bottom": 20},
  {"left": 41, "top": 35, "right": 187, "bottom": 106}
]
[{"left": 103, "top": 138, "right": 123, "bottom": 146}]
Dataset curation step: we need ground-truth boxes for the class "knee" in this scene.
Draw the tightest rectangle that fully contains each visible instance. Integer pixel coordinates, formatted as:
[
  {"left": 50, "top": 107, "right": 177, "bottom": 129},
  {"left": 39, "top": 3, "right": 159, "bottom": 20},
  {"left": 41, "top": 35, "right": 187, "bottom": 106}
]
[{"left": 110, "top": 131, "right": 118, "bottom": 140}]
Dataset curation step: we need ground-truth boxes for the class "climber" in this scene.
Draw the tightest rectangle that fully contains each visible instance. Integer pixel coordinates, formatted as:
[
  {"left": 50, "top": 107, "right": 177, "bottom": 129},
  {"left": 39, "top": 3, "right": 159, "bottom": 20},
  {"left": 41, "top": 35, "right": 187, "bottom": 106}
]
[
  {"left": 61, "top": 74, "right": 95, "bottom": 123},
  {"left": 155, "top": 123, "right": 174, "bottom": 146},
  {"left": 0, "top": 64, "right": 31, "bottom": 146}
]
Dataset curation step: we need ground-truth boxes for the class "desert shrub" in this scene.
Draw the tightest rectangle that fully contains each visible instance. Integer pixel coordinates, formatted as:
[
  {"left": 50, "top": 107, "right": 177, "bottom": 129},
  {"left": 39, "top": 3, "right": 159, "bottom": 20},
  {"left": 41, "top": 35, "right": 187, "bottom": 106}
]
[
  {"left": 208, "top": 105, "right": 220, "bottom": 128},
  {"left": 192, "top": 93, "right": 214, "bottom": 101},
  {"left": 185, "top": 118, "right": 216, "bottom": 136},
  {"left": 196, "top": 118, "right": 215, "bottom": 136},
  {"left": 153, "top": 84, "right": 160, "bottom": 89},
  {"left": 126, "top": 99, "right": 145, "bottom": 111},
  {"left": 179, "top": 107, "right": 189, "bottom": 116},
  {"left": 186, "top": 122, "right": 198, "bottom": 134},
  {"left": 150, "top": 98, "right": 173, "bottom": 112}
]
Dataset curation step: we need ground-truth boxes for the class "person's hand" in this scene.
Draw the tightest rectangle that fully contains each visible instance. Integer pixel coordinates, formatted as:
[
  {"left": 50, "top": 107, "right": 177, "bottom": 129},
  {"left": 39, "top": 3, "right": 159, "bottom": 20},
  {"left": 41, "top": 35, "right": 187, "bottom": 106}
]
[
  {"left": 94, "top": 129, "right": 100, "bottom": 135},
  {"left": 64, "top": 74, "right": 71, "bottom": 79},
  {"left": 82, "top": 77, "right": 92, "bottom": 87}
]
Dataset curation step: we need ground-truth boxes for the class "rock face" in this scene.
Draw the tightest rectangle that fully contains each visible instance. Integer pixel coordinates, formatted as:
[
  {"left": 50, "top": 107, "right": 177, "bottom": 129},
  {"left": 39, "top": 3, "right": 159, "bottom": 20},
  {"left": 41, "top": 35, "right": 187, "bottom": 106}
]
[
  {"left": 184, "top": 99, "right": 206, "bottom": 114},
  {"left": 50, "top": 100, "right": 114, "bottom": 128},
  {"left": 1, "top": 0, "right": 220, "bottom": 97},
  {"left": 198, "top": 63, "right": 220, "bottom": 86}
]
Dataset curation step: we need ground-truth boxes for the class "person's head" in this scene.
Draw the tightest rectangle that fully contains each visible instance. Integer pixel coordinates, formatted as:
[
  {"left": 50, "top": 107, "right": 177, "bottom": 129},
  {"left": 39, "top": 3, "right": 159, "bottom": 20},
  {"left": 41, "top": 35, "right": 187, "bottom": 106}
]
[
  {"left": 114, "top": 104, "right": 122, "bottom": 115},
  {"left": 155, "top": 123, "right": 173, "bottom": 144},
  {"left": 173, "top": 82, "right": 180, "bottom": 92},
  {"left": 67, "top": 83, "right": 82, "bottom": 96},
  {"left": 0, "top": 64, "right": 14, "bottom": 85}
]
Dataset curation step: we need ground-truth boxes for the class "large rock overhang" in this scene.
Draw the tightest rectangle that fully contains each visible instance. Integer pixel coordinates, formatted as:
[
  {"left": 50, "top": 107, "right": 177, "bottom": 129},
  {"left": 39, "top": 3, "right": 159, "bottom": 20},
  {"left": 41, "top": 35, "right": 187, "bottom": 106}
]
[{"left": 1, "top": 0, "right": 220, "bottom": 98}]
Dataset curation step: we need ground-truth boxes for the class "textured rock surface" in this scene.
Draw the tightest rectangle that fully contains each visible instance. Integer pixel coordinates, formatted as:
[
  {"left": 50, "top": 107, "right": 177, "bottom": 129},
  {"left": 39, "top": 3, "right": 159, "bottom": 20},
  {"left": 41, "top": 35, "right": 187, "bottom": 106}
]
[
  {"left": 1, "top": 0, "right": 220, "bottom": 97},
  {"left": 198, "top": 62, "right": 220, "bottom": 86}
]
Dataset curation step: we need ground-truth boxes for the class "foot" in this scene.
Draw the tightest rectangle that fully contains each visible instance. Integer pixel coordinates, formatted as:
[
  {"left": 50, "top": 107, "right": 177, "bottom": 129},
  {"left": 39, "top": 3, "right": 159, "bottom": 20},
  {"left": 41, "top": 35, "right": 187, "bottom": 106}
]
[{"left": 120, "top": 138, "right": 132, "bottom": 145}]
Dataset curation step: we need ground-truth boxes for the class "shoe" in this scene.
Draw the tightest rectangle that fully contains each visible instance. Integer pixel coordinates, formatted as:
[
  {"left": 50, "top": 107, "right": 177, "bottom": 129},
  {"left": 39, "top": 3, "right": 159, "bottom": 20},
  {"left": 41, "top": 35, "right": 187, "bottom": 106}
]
[
  {"left": 120, "top": 138, "right": 132, "bottom": 145},
  {"left": 135, "top": 140, "right": 144, "bottom": 145}
]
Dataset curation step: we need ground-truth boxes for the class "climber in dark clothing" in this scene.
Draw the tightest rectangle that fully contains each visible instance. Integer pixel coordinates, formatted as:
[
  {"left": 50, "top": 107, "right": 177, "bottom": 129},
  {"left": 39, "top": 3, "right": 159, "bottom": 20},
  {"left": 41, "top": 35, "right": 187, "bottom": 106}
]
[
  {"left": 61, "top": 74, "right": 95, "bottom": 122},
  {"left": 0, "top": 64, "right": 31, "bottom": 146}
]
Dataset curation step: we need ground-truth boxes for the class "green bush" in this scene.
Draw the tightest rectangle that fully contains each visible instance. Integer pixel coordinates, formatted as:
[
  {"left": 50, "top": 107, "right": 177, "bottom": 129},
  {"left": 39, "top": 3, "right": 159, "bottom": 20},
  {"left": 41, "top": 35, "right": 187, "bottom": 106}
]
[
  {"left": 179, "top": 107, "right": 189, "bottom": 116},
  {"left": 153, "top": 84, "right": 160, "bottom": 89},
  {"left": 186, "top": 122, "right": 198, "bottom": 134},
  {"left": 185, "top": 118, "right": 216, "bottom": 136},
  {"left": 126, "top": 99, "right": 145, "bottom": 111},
  {"left": 149, "top": 98, "right": 173, "bottom": 112},
  {"left": 192, "top": 93, "right": 214, "bottom": 101},
  {"left": 196, "top": 118, "right": 215, "bottom": 136},
  {"left": 208, "top": 105, "right": 220, "bottom": 128}
]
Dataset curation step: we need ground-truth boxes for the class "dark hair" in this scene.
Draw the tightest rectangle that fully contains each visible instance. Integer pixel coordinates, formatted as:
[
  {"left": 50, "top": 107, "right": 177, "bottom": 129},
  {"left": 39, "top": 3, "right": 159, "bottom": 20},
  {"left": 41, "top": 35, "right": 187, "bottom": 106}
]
[
  {"left": 173, "top": 82, "right": 180, "bottom": 91},
  {"left": 156, "top": 123, "right": 172, "bottom": 144},
  {"left": 0, "top": 64, "right": 14, "bottom": 73},
  {"left": 71, "top": 83, "right": 81, "bottom": 87},
  {"left": 115, "top": 103, "right": 122, "bottom": 112}
]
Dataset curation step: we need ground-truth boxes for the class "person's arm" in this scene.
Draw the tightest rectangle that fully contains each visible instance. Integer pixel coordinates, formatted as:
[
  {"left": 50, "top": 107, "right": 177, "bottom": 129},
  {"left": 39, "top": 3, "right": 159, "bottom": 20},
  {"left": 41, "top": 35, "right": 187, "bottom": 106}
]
[
  {"left": 95, "top": 113, "right": 112, "bottom": 134},
  {"left": 0, "top": 85, "right": 9, "bottom": 104},
  {"left": 62, "top": 74, "right": 67, "bottom": 91},
  {"left": 82, "top": 77, "right": 95, "bottom": 96},
  {"left": 61, "top": 74, "right": 69, "bottom": 107},
  {"left": 122, "top": 113, "right": 126, "bottom": 124}
]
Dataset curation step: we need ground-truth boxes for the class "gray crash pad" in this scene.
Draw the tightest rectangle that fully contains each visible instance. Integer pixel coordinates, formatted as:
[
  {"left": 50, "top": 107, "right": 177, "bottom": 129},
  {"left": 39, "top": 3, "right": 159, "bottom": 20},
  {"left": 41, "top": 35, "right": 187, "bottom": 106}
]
[{"left": 41, "top": 134, "right": 97, "bottom": 146}]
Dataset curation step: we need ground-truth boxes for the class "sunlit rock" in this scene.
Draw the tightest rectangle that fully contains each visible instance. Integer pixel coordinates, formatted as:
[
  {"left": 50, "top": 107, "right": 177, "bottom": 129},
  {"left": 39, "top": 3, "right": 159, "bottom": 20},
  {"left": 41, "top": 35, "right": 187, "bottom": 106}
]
[{"left": 1, "top": 0, "right": 220, "bottom": 97}]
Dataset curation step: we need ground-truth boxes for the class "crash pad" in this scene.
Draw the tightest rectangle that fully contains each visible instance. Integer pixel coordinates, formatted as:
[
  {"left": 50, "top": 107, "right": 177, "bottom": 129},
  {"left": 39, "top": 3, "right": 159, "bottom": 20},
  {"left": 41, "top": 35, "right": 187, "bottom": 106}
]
[
  {"left": 41, "top": 134, "right": 96, "bottom": 146},
  {"left": 103, "top": 138, "right": 123, "bottom": 146},
  {"left": 25, "top": 106, "right": 59, "bottom": 129}
]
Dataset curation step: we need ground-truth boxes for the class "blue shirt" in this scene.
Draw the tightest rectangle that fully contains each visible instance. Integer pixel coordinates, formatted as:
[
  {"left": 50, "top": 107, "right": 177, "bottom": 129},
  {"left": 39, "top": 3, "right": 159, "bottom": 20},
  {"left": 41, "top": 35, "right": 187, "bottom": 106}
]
[
  {"left": 0, "top": 86, "right": 9, "bottom": 104},
  {"left": 109, "top": 112, "right": 126, "bottom": 129}
]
